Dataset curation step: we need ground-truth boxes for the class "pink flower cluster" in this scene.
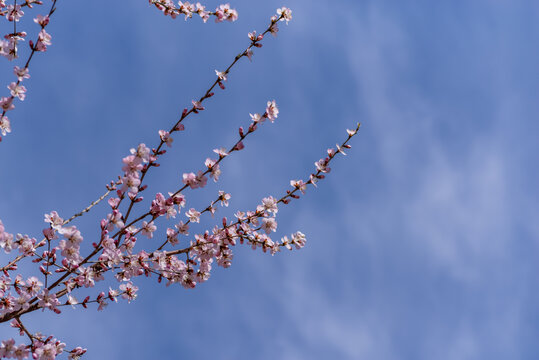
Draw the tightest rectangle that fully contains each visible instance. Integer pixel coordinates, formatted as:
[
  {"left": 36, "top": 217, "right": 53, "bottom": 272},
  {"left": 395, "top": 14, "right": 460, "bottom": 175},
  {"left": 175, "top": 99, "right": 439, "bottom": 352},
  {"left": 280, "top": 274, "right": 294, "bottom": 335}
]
[
  {"left": 0, "top": 0, "right": 46, "bottom": 59},
  {"left": 0, "top": 0, "right": 56, "bottom": 143},
  {"left": 149, "top": 1, "right": 238, "bottom": 23},
  {"left": 0, "top": 221, "right": 37, "bottom": 256},
  {"left": 0, "top": 336, "right": 66, "bottom": 360}
]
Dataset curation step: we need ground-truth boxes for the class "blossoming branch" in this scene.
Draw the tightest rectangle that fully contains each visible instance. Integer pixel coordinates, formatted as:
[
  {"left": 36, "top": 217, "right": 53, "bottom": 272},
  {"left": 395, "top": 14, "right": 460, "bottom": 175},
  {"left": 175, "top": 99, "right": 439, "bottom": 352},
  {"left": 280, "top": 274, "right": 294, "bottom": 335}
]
[{"left": 0, "top": 4, "right": 357, "bottom": 359}]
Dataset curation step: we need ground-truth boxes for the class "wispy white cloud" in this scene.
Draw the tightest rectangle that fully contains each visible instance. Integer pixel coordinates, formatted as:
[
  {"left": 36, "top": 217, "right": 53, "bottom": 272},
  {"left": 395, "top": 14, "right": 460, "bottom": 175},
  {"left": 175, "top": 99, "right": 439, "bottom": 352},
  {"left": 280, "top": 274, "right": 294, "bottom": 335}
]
[{"left": 251, "top": 2, "right": 538, "bottom": 359}]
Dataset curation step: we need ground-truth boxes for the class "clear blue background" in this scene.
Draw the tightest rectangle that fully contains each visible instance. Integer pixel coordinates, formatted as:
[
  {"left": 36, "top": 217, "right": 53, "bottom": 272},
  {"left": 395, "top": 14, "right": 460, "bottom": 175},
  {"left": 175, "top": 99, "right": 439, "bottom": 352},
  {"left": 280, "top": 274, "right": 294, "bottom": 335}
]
[{"left": 1, "top": 0, "right": 538, "bottom": 358}]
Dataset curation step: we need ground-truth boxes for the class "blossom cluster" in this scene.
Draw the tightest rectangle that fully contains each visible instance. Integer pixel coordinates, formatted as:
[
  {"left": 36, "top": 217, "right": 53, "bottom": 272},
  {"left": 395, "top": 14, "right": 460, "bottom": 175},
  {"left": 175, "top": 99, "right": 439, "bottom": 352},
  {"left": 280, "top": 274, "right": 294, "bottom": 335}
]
[
  {"left": 1, "top": 1, "right": 52, "bottom": 61},
  {"left": 149, "top": 1, "right": 238, "bottom": 23},
  {"left": 0, "top": 0, "right": 57, "bottom": 142}
]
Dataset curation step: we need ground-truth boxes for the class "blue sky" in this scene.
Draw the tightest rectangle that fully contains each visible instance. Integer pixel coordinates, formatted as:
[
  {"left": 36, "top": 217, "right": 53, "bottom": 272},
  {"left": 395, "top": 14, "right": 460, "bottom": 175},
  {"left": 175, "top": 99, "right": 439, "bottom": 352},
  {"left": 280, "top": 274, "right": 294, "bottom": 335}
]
[{"left": 1, "top": 0, "right": 538, "bottom": 358}]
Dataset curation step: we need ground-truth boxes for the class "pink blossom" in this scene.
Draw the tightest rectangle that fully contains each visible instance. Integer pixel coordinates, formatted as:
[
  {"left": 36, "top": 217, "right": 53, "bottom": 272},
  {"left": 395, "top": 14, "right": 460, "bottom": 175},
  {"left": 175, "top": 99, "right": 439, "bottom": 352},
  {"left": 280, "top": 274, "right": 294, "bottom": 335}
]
[
  {"left": 169, "top": 192, "right": 186, "bottom": 208},
  {"left": 75, "top": 266, "right": 101, "bottom": 288},
  {"left": 1, "top": 295, "right": 16, "bottom": 314},
  {"left": 310, "top": 173, "right": 319, "bottom": 187},
  {"left": 195, "top": 3, "right": 210, "bottom": 22},
  {"left": 327, "top": 148, "right": 336, "bottom": 157},
  {"left": 7, "top": 32, "right": 26, "bottom": 42},
  {"left": 234, "top": 141, "right": 244, "bottom": 151},
  {"left": 165, "top": 203, "right": 178, "bottom": 219},
  {"left": 108, "top": 197, "right": 121, "bottom": 209},
  {"left": 122, "top": 173, "right": 141, "bottom": 193},
  {"left": 192, "top": 100, "right": 204, "bottom": 111},
  {"left": 276, "top": 7, "right": 293, "bottom": 24},
  {"left": 176, "top": 221, "right": 189, "bottom": 235},
  {"left": 182, "top": 172, "right": 197, "bottom": 188},
  {"left": 196, "top": 171, "right": 208, "bottom": 188},
  {"left": 235, "top": 210, "right": 246, "bottom": 221},
  {"left": 119, "top": 282, "right": 138, "bottom": 302},
  {"left": 260, "top": 196, "right": 278, "bottom": 214},
  {"left": 0, "top": 229, "right": 16, "bottom": 253},
  {"left": 0, "top": 97, "right": 14, "bottom": 112},
  {"left": 58, "top": 226, "right": 83, "bottom": 246},
  {"left": 336, "top": 143, "right": 347, "bottom": 155},
  {"left": 7, "top": 83, "right": 26, "bottom": 101},
  {"left": 38, "top": 29, "right": 52, "bottom": 46},
  {"left": 34, "top": 340, "right": 65, "bottom": 360},
  {"left": 218, "top": 191, "right": 231, "bottom": 207},
  {"left": 25, "top": 276, "right": 43, "bottom": 296},
  {"left": 97, "top": 293, "right": 108, "bottom": 311},
  {"left": 15, "top": 233, "right": 35, "bottom": 254},
  {"left": 130, "top": 143, "right": 150, "bottom": 162},
  {"left": 141, "top": 221, "right": 157, "bottom": 238},
  {"left": 0, "top": 276, "right": 10, "bottom": 296},
  {"left": 245, "top": 48, "right": 253, "bottom": 61},
  {"left": 13, "top": 66, "right": 29, "bottom": 81},
  {"left": 34, "top": 14, "right": 50, "bottom": 26},
  {"left": 216, "top": 247, "right": 233, "bottom": 267},
  {"left": 215, "top": 70, "right": 227, "bottom": 81},
  {"left": 186, "top": 208, "right": 201, "bottom": 223},
  {"left": 270, "top": 242, "right": 281, "bottom": 255},
  {"left": 106, "top": 209, "right": 125, "bottom": 229},
  {"left": 227, "top": 8, "right": 238, "bottom": 22},
  {"left": 290, "top": 179, "right": 307, "bottom": 194},
  {"left": 213, "top": 147, "right": 228, "bottom": 157},
  {"left": 65, "top": 295, "right": 78, "bottom": 308},
  {"left": 150, "top": 193, "right": 167, "bottom": 216},
  {"left": 68, "top": 347, "right": 87, "bottom": 359},
  {"left": 0, "top": 339, "right": 16, "bottom": 358},
  {"left": 249, "top": 112, "right": 263, "bottom": 123},
  {"left": 281, "top": 235, "right": 292, "bottom": 250},
  {"left": 44, "top": 211, "right": 64, "bottom": 230},
  {"left": 259, "top": 234, "right": 278, "bottom": 254},
  {"left": 265, "top": 100, "right": 278, "bottom": 121},
  {"left": 182, "top": 171, "right": 207, "bottom": 189},
  {"left": 291, "top": 231, "right": 306, "bottom": 249},
  {"left": 108, "top": 288, "right": 120, "bottom": 302},
  {"left": 14, "top": 293, "right": 31, "bottom": 312},
  {"left": 315, "top": 157, "right": 331, "bottom": 173},
  {"left": 0, "top": 116, "right": 11, "bottom": 136},
  {"left": 34, "top": 29, "right": 52, "bottom": 52},
  {"left": 0, "top": 39, "right": 17, "bottom": 60},
  {"left": 167, "top": 228, "right": 179, "bottom": 245},
  {"left": 159, "top": 129, "right": 173, "bottom": 147},
  {"left": 261, "top": 217, "right": 277, "bottom": 234},
  {"left": 122, "top": 154, "right": 143, "bottom": 173},
  {"left": 12, "top": 344, "right": 28, "bottom": 360},
  {"left": 248, "top": 31, "right": 263, "bottom": 42},
  {"left": 269, "top": 23, "right": 279, "bottom": 37},
  {"left": 215, "top": 3, "right": 238, "bottom": 23},
  {"left": 178, "top": 1, "right": 195, "bottom": 19},
  {"left": 37, "top": 289, "right": 61, "bottom": 310},
  {"left": 6, "top": 5, "right": 23, "bottom": 22},
  {"left": 205, "top": 158, "right": 221, "bottom": 182}
]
